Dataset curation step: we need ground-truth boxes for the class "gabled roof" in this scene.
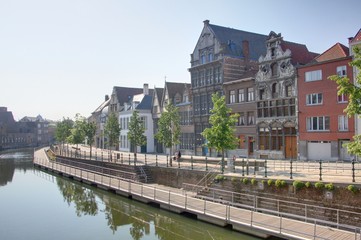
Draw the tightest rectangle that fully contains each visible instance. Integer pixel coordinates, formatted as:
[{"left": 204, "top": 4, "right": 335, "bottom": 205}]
[
  {"left": 136, "top": 95, "right": 153, "bottom": 110},
  {"left": 113, "top": 86, "right": 144, "bottom": 105},
  {"left": 0, "top": 111, "right": 15, "bottom": 125},
  {"left": 314, "top": 43, "right": 349, "bottom": 62},
  {"left": 208, "top": 23, "right": 268, "bottom": 61},
  {"left": 349, "top": 28, "right": 361, "bottom": 43},
  {"left": 165, "top": 82, "right": 187, "bottom": 98},
  {"left": 92, "top": 98, "right": 110, "bottom": 114},
  {"left": 281, "top": 41, "right": 319, "bottom": 65},
  {"left": 153, "top": 87, "right": 164, "bottom": 108}
]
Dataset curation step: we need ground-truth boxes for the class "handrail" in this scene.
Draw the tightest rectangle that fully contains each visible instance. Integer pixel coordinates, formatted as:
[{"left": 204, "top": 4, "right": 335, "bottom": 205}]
[
  {"left": 138, "top": 166, "right": 148, "bottom": 183},
  {"left": 33, "top": 149, "right": 359, "bottom": 240},
  {"left": 190, "top": 160, "right": 222, "bottom": 193}
]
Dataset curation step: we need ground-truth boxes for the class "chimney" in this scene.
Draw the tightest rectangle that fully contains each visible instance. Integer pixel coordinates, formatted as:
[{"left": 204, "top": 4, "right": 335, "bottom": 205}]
[
  {"left": 203, "top": 20, "right": 210, "bottom": 26},
  {"left": 143, "top": 83, "right": 149, "bottom": 95},
  {"left": 105, "top": 95, "right": 109, "bottom": 101},
  {"left": 242, "top": 40, "right": 250, "bottom": 62}
]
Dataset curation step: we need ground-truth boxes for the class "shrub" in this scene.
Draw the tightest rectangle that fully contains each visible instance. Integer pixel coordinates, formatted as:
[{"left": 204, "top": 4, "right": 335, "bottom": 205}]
[
  {"left": 251, "top": 178, "right": 257, "bottom": 185},
  {"left": 242, "top": 178, "right": 249, "bottom": 184},
  {"left": 325, "top": 183, "right": 334, "bottom": 191},
  {"left": 293, "top": 180, "right": 305, "bottom": 190},
  {"left": 347, "top": 185, "right": 358, "bottom": 194},
  {"left": 267, "top": 179, "right": 274, "bottom": 186},
  {"left": 215, "top": 175, "right": 225, "bottom": 181},
  {"left": 231, "top": 177, "right": 237, "bottom": 182},
  {"left": 305, "top": 182, "right": 312, "bottom": 188},
  {"left": 275, "top": 179, "right": 287, "bottom": 188},
  {"left": 315, "top": 182, "right": 324, "bottom": 189}
]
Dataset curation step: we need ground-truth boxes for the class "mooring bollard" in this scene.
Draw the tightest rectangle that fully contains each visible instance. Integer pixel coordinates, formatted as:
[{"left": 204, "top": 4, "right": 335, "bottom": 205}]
[
  {"left": 290, "top": 159, "right": 293, "bottom": 179},
  {"left": 156, "top": 155, "right": 158, "bottom": 167},
  {"left": 242, "top": 158, "right": 245, "bottom": 176},
  {"left": 191, "top": 156, "right": 194, "bottom": 170},
  {"left": 319, "top": 160, "right": 322, "bottom": 181},
  {"left": 166, "top": 155, "right": 169, "bottom": 167},
  {"left": 352, "top": 158, "right": 355, "bottom": 183},
  {"left": 205, "top": 156, "right": 208, "bottom": 171},
  {"left": 264, "top": 159, "right": 267, "bottom": 178},
  {"left": 121, "top": 153, "right": 123, "bottom": 164},
  {"left": 129, "top": 154, "right": 131, "bottom": 165}
]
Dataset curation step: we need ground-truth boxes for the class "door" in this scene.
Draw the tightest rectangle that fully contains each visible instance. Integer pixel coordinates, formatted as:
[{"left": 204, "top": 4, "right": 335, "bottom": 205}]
[
  {"left": 285, "top": 136, "right": 297, "bottom": 159},
  {"left": 248, "top": 136, "right": 254, "bottom": 156}
]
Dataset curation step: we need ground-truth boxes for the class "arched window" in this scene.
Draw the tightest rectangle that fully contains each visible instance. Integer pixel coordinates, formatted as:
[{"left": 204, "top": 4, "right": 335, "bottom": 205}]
[
  {"left": 272, "top": 83, "right": 278, "bottom": 98},
  {"left": 271, "top": 63, "right": 278, "bottom": 77}
]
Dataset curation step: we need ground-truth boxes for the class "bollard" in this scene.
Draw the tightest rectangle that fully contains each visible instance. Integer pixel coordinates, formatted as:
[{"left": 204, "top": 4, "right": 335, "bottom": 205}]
[
  {"left": 246, "top": 158, "right": 249, "bottom": 175},
  {"left": 166, "top": 155, "right": 169, "bottom": 167},
  {"left": 319, "top": 160, "right": 322, "bottom": 181},
  {"left": 352, "top": 159, "right": 355, "bottom": 183},
  {"left": 145, "top": 154, "right": 147, "bottom": 165},
  {"left": 191, "top": 156, "right": 194, "bottom": 170},
  {"left": 254, "top": 159, "right": 256, "bottom": 175},
  {"left": 101, "top": 152, "right": 103, "bottom": 161},
  {"left": 205, "top": 156, "right": 208, "bottom": 171},
  {"left": 156, "top": 154, "right": 158, "bottom": 167},
  {"left": 178, "top": 157, "right": 180, "bottom": 168},
  {"left": 95, "top": 151, "right": 97, "bottom": 161},
  {"left": 264, "top": 159, "right": 267, "bottom": 178},
  {"left": 290, "top": 159, "right": 293, "bottom": 179},
  {"left": 129, "top": 154, "right": 131, "bottom": 165},
  {"left": 242, "top": 158, "right": 245, "bottom": 176},
  {"left": 121, "top": 153, "right": 123, "bottom": 164}
]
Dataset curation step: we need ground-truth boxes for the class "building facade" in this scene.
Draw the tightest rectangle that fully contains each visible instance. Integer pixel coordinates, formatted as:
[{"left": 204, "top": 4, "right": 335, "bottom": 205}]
[
  {"left": 189, "top": 20, "right": 268, "bottom": 156},
  {"left": 254, "top": 32, "right": 317, "bottom": 159},
  {"left": 298, "top": 43, "right": 354, "bottom": 160}
]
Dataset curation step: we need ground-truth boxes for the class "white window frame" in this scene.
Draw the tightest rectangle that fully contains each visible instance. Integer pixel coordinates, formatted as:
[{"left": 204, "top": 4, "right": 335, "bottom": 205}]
[
  {"left": 338, "top": 93, "right": 348, "bottom": 103},
  {"left": 305, "top": 70, "right": 322, "bottom": 82},
  {"left": 306, "top": 93, "right": 323, "bottom": 105},
  {"left": 238, "top": 89, "right": 245, "bottom": 102},
  {"left": 247, "top": 87, "right": 254, "bottom": 102},
  {"left": 337, "top": 65, "right": 347, "bottom": 77},
  {"left": 338, "top": 115, "right": 348, "bottom": 131},
  {"left": 229, "top": 90, "right": 236, "bottom": 103},
  {"left": 307, "top": 116, "right": 330, "bottom": 131}
]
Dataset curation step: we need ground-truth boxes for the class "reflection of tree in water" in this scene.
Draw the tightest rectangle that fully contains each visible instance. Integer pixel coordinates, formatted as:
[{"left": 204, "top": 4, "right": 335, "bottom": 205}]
[
  {"left": 56, "top": 178, "right": 98, "bottom": 216},
  {"left": 101, "top": 195, "right": 150, "bottom": 239}
]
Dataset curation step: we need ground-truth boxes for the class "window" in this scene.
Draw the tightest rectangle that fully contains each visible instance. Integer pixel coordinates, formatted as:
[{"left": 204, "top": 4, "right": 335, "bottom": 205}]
[
  {"left": 271, "top": 63, "right": 278, "bottom": 76},
  {"left": 238, "top": 113, "right": 245, "bottom": 126},
  {"left": 201, "top": 54, "right": 206, "bottom": 64},
  {"left": 229, "top": 90, "right": 236, "bottom": 103},
  {"left": 305, "top": 70, "right": 322, "bottom": 82},
  {"left": 338, "top": 93, "right": 348, "bottom": 103},
  {"left": 306, "top": 93, "right": 323, "bottom": 105},
  {"left": 140, "top": 116, "right": 147, "bottom": 130},
  {"left": 208, "top": 53, "right": 213, "bottom": 62},
  {"left": 307, "top": 116, "right": 330, "bottom": 131},
  {"left": 338, "top": 115, "right": 348, "bottom": 131},
  {"left": 337, "top": 66, "right": 347, "bottom": 76},
  {"left": 247, "top": 112, "right": 254, "bottom": 125},
  {"left": 285, "top": 85, "right": 292, "bottom": 97},
  {"left": 247, "top": 87, "right": 254, "bottom": 101},
  {"left": 259, "top": 89, "right": 265, "bottom": 100},
  {"left": 271, "top": 83, "right": 278, "bottom": 98},
  {"left": 238, "top": 89, "right": 245, "bottom": 102}
]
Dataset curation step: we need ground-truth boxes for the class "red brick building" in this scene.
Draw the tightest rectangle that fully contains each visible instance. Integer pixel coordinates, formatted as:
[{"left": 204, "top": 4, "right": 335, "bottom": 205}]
[{"left": 297, "top": 43, "right": 354, "bottom": 160}]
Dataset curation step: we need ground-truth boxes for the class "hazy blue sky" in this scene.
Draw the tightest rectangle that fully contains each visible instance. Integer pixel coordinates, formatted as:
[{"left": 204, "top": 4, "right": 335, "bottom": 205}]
[{"left": 1, "top": 0, "right": 360, "bottom": 121}]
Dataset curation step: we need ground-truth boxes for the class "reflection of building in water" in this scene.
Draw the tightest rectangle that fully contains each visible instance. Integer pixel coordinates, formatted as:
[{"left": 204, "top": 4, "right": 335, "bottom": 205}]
[
  {"left": 0, "top": 107, "right": 55, "bottom": 150},
  {"left": 0, "top": 159, "right": 15, "bottom": 186}
]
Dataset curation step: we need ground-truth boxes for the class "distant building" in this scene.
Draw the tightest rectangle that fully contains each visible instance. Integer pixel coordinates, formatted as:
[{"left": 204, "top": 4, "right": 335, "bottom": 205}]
[
  {"left": 119, "top": 84, "right": 154, "bottom": 153},
  {"left": 298, "top": 43, "right": 354, "bottom": 160},
  {"left": 89, "top": 95, "right": 110, "bottom": 149},
  {"left": 0, "top": 107, "right": 51, "bottom": 150}
]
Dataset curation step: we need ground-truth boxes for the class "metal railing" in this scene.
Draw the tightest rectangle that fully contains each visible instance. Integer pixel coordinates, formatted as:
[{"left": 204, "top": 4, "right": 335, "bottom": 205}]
[{"left": 34, "top": 148, "right": 361, "bottom": 240}]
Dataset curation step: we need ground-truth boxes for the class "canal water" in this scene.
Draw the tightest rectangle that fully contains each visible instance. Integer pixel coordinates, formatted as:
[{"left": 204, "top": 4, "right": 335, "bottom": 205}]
[{"left": 0, "top": 149, "right": 264, "bottom": 240}]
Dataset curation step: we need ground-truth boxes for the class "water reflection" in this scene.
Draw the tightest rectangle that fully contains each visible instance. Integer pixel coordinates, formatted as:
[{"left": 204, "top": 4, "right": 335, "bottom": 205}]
[
  {"left": 55, "top": 177, "right": 259, "bottom": 240},
  {"left": 0, "top": 148, "right": 33, "bottom": 186}
]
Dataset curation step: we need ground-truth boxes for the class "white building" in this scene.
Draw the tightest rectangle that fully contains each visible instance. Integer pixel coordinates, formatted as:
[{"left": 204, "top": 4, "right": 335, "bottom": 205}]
[{"left": 118, "top": 84, "right": 154, "bottom": 153}]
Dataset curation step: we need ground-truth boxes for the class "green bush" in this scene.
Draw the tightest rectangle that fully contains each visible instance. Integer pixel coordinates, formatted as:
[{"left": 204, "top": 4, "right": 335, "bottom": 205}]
[
  {"left": 293, "top": 180, "right": 305, "bottom": 190},
  {"left": 215, "top": 175, "right": 225, "bottom": 181},
  {"left": 325, "top": 183, "right": 334, "bottom": 191},
  {"left": 251, "top": 178, "right": 257, "bottom": 185},
  {"left": 275, "top": 179, "right": 287, "bottom": 188},
  {"left": 231, "top": 177, "right": 237, "bottom": 182},
  {"left": 267, "top": 179, "right": 274, "bottom": 186},
  {"left": 347, "top": 185, "right": 358, "bottom": 194},
  {"left": 242, "top": 178, "right": 249, "bottom": 184},
  {"left": 315, "top": 182, "right": 324, "bottom": 189},
  {"left": 305, "top": 182, "right": 312, "bottom": 188}
]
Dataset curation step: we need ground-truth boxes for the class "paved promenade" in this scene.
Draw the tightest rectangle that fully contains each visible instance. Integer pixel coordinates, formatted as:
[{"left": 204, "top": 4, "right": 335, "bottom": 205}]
[{"left": 34, "top": 147, "right": 361, "bottom": 240}]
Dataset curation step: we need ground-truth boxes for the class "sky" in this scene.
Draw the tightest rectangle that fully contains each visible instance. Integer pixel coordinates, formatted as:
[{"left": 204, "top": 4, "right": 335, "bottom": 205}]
[{"left": 1, "top": 0, "right": 360, "bottom": 121}]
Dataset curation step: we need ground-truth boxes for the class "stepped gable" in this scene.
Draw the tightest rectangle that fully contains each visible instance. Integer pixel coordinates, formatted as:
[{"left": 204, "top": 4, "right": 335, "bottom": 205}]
[
  {"left": 314, "top": 43, "right": 349, "bottom": 62},
  {"left": 208, "top": 23, "right": 268, "bottom": 61}
]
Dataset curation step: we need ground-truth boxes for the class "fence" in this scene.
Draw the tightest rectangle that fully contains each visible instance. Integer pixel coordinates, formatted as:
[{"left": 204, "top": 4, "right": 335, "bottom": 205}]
[{"left": 34, "top": 148, "right": 361, "bottom": 240}]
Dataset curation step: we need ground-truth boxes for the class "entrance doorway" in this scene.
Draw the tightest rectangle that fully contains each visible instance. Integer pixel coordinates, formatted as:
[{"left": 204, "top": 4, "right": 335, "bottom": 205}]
[{"left": 285, "top": 136, "right": 297, "bottom": 159}]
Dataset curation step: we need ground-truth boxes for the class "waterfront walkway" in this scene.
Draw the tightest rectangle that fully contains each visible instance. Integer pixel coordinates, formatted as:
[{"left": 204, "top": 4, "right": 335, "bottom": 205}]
[{"left": 34, "top": 148, "right": 360, "bottom": 240}]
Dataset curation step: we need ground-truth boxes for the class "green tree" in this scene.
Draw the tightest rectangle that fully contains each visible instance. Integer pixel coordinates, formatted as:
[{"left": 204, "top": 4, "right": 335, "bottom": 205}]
[
  {"left": 128, "top": 110, "right": 147, "bottom": 162},
  {"left": 67, "top": 114, "right": 86, "bottom": 150},
  {"left": 55, "top": 118, "right": 73, "bottom": 154},
  {"left": 82, "top": 121, "right": 97, "bottom": 159},
  {"left": 202, "top": 93, "right": 239, "bottom": 173},
  {"left": 329, "top": 46, "right": 361, "bottom": 157},
  {"left": 155, "top": 103, "right": 180, "bottom": 166},
  {"left": 104, "top": 112, "right": 121, "bottom": 160}
]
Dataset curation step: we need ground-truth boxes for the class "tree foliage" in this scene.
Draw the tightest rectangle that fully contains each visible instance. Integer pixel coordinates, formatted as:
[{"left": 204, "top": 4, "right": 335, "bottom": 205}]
[
  {"left": 128, "top": 110, "right": 147, "bottom": 161},
  {"left": 201, "top": 93, "right": 239, "bottom": 173},
  {"left": 55, "top": 118, "right": 73, "bottom": 154},
  {"left": 82, "top": 120, "right": 97, "bottom": 158},
  {"left": 329, "top": 46, "right": 361, "bottom": 157},
  {"left": 155, "top": 103, "right": 180, "bottom": 149},
  {"left": 104, "top": 112, "right": 121, "bottom": 150},
  {"left": 67, "top": 114, "right": 86, "bottom": 146}
]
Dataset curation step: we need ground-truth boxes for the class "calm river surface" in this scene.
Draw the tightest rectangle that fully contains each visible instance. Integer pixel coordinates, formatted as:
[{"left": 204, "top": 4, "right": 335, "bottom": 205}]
[{"left": 0, "top": 149, "right": 265, "bottom": 240}]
